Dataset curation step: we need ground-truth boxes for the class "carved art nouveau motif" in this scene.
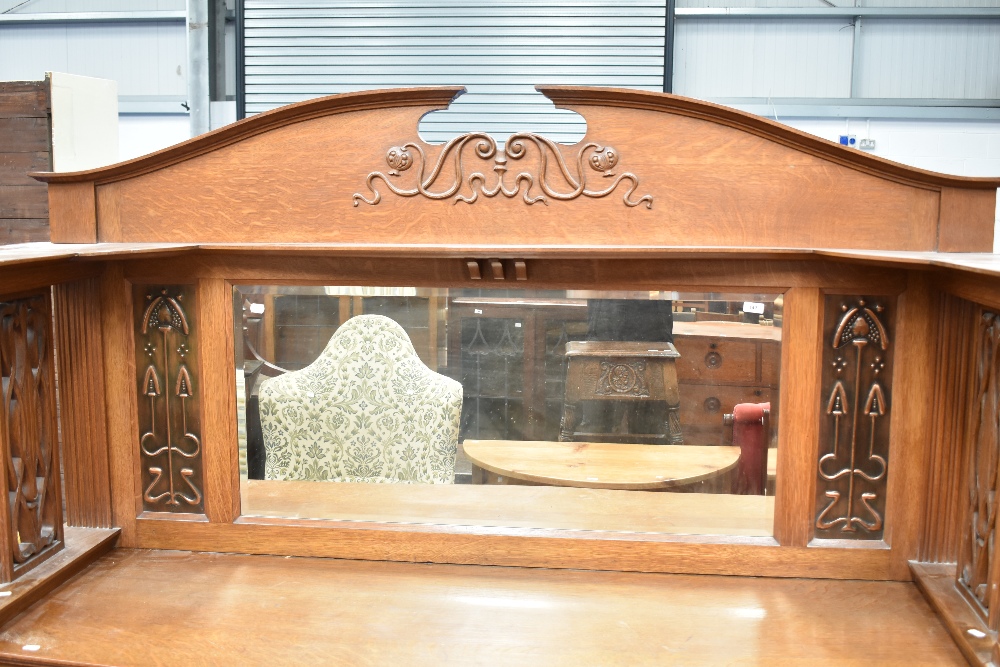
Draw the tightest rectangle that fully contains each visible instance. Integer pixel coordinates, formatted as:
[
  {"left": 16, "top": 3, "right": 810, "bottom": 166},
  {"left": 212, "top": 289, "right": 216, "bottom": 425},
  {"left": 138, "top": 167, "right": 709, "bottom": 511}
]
[
  {"left": 815, "top": 297, "right": 894, "bottom": 540},
  {"left": 957, "top": 311, "right": 1000, "bottom": 623},
  {"left": 352, "top": 133, "right": 653, "bottom": 208},
  {"left": 0, "top": 295, "right": 63, "bottom": 578},
  {"left": 135, "top": 286, "right": 204, "bottom": 512}
]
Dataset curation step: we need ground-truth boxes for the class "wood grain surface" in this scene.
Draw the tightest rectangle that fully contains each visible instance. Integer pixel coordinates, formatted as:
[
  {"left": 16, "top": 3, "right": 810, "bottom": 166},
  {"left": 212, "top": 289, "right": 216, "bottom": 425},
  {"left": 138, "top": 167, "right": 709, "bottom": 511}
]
[
  {"left": 53, "top": 278, "right": 112, "bottom": 527},
  {"left": 31, "top": 87, "right": 996, "bottom": 251},
  {"left": 100, "top": 265, "right": 141, "bottom": 545},
  {"left": 0, "top": 81, "right": 50, "bottom": 246},
  {"left": 120, "top": 253, "right": 908, "bottom": 294},
  {"left": 939, "top": 187, "right": 997, "bottom": 252},
  {"left": 773, "top": 287, "right": 823, "bottom": 547},
  {"left": 463, "top": 440, "right": 740, "bottom": 489},
  {"left": 47, "top": 181, "right": 96, "bottom": 243},
  {"left": 242, "top": 478, "right": 774, "bottom": 536},
  {"left": 133, "top": 514, "right": 907, "bottom": 580},
  {"left": 197, "top": 278, "right": 239, "bottom": 523},
  {"left": 673, "top": 320, "right": 783, "bottom": 341},
  {"left": 919, "top": 293, "right": 977, "bottom": 562},
  {"left": 0, "top": 219, "right": 47, "bottom": 244},
  {"left": 0, "top": 527, "right": 117, "bottom": 631},
  {"left": 912, "top": 561, "right": 995, "bottom": 667},
  {"left": 885, "top": 273, "right": 937, "bottom": 578},
  {"left": 0, "top": 547, "right": 964, "bottom": 666}
]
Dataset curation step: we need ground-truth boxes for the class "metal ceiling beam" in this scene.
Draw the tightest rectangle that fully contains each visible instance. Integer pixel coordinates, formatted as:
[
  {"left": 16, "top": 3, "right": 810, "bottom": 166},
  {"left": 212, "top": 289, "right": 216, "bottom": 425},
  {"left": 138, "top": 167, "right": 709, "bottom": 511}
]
[
  {"left": 0, "top": 11, "right": 186, "bottom": 25},
  {"left": 677, "top": 7, "right": 1000, "bottom": 19},
  {"left": 119, "top": 96, "right": 189, "bottom": 115},
  {"left": 663, "top": 0, "right": 675, "bottom": 94},
  {"left": 708, "top": 97, "right": 1000, "bottom": 120}
]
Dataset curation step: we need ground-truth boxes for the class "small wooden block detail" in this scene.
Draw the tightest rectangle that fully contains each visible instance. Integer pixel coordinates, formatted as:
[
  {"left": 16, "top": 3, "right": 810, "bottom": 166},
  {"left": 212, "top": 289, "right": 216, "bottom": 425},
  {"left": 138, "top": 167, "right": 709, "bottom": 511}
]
[
  {"left": 938, "top": 187, "right": 995, "bottom": 252},
  {"left": 466, "top": 260, "right": 481, "bottom": 280},
  {"left": 514, "top": 260, "right": 527, "bottom": 281},
  {"left": 48, "top": 181, "right": 96, "bottom": 244},
  {"left": 489, "top": 259, "right": 504, "bottom": 280}
]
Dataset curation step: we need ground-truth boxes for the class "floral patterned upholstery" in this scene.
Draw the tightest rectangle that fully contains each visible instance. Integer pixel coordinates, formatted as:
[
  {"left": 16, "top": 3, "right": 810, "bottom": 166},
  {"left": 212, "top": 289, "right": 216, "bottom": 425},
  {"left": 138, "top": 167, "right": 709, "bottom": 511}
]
[{"left": 258, "top": 314, "right": 462, "bottom": 483}]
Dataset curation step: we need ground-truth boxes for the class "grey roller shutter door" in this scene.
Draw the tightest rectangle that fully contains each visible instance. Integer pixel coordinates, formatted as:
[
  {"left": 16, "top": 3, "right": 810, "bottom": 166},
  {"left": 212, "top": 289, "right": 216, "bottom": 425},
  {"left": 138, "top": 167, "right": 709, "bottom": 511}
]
[{"left": 244, "top": 1, "right": 666, "bottom": 144}]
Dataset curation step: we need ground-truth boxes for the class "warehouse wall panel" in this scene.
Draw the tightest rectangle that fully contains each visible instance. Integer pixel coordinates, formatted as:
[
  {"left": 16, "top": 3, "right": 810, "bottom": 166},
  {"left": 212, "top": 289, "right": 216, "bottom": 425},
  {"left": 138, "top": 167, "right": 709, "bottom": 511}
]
[{"left": 244, "top": 0, "right": 666, "bottom": 144}]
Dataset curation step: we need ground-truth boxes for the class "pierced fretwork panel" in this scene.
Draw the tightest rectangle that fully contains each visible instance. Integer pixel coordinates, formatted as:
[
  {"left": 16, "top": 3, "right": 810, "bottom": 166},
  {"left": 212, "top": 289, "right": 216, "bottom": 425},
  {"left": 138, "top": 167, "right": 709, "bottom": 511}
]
[
  {"left": 815, "top": 296, "right": 894, "bottom": 540},
  {"left": 134, "top": 286, "right": 204, "bottom": 513},
  {"left": 0, "top": 294, "right": 63, "bottom": 580},
  {"left": 958, "top": 311, "right": 1000, "bottom": 626}
]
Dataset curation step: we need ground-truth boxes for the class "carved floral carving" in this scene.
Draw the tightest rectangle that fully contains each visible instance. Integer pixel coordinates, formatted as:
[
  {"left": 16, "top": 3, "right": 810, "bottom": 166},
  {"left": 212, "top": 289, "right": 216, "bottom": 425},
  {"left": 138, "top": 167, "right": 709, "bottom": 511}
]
[
  {"left": 353, "top": 133, "right": 653, "bottom": 208},
  {"left": 135, "top": 286, "right": 203, "bottom": 512},
  {"left": 815, "top": 298, "right": 893, "bottom": 539}
]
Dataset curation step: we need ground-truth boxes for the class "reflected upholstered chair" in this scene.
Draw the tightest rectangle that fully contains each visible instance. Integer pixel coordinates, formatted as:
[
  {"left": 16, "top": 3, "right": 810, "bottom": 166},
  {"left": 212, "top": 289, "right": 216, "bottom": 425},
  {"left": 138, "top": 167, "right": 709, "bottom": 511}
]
[{"left": 258, "top": 314, "right": 462, "bottom": 483}]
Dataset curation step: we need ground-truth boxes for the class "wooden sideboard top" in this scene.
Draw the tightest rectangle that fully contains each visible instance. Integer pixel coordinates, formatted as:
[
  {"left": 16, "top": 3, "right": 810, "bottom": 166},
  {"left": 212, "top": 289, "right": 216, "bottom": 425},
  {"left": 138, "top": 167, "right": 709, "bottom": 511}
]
[
  {"left": 674, "top": 320, "right": 783, "bottom": 341},
  {"left": 0, "top": 547, "right": 964, "bottom": 666}
]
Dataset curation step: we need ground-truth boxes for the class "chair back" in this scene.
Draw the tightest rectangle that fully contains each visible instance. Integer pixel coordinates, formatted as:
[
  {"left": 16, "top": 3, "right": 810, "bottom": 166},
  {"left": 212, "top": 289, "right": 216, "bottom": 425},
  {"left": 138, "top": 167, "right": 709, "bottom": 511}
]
[{"left": 258, "top": 315, "right": 462, "bottom": 483}]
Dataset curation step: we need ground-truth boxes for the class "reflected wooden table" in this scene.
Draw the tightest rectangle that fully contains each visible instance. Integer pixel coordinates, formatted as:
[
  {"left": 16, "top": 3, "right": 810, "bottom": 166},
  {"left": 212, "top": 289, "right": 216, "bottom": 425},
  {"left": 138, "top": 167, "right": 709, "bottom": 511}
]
[{"left": 463, "top": 439, "right": 741, "bottom": 490}]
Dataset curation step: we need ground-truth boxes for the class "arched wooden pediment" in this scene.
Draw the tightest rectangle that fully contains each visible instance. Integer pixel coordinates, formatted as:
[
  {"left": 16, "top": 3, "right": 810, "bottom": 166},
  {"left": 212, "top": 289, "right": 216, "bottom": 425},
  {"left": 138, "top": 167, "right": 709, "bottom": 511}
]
[{"left": 35, "top": 86, "right": 999, "bottom": 251}]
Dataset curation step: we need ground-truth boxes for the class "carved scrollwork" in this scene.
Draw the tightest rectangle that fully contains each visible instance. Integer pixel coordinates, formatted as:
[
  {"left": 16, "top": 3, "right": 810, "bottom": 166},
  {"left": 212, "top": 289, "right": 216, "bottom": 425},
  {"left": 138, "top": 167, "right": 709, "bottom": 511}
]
[
  {"left": 0, "top": 295, "right": 63, "bottom": 576},
  {"left": 135, "top": 286, "right": 204, "bottom": 512},
  {"left": 815, "top": 298, "right": 893, "bottom": 539},
  {"left": 352, "top": 133, "right": 653, "bottom": 209},
  {"left": 957, "top": 311, "right": 1000, "bottom": 619},
  {"left": 596, "top": 360, "right": 650, "bottom": 397}
]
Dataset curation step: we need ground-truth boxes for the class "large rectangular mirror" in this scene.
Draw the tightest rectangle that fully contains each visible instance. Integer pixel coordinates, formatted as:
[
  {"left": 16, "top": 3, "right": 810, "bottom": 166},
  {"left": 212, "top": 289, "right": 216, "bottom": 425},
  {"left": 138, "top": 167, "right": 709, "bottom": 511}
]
[{"left": 233, "top": 285, "right": 782, "bottom": 537}]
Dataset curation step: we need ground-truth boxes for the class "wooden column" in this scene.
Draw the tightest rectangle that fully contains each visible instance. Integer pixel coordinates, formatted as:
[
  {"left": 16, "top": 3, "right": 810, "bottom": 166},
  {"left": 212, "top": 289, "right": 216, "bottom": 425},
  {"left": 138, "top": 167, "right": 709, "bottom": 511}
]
[
  {"left": 885, "top": 272, "right": 935, "bottom": 578},
  {"left": 918, "top": 292, "right": 977, "bottom": 562},
  {"left": 198, "top": 278, "right": 240, "bottom": 523},
  {"left": 773, "top": 287, "right": 823, "bottom": 546},
  {"left": 101, "top": 264, "right": 141, "bottom": 545},
  {"left": 53, "top": 278, "right": 112, "bottom": 527}
]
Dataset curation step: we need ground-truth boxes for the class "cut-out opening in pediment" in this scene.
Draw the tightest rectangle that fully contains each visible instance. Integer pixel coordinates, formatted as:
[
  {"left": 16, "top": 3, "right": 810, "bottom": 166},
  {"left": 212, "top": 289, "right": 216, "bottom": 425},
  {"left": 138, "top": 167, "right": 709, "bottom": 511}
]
[{"left": 418, "top": 86, "right": 586, "bottom": 146}]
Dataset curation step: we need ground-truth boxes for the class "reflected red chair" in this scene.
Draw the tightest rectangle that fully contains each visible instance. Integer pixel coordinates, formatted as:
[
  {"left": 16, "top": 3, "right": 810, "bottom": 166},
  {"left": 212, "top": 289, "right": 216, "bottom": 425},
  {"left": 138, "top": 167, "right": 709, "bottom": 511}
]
[{"left": 725, "top": 402, "right": 771, "bottom": 496}]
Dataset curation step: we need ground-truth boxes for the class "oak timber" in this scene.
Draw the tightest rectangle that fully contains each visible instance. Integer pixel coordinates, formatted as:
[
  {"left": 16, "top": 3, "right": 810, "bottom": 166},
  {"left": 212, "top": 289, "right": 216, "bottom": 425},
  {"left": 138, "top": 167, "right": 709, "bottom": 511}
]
[
  {"left": 31, "top": 88, "right": 998, "bottom": 250},
  {"left": 463, "top": 440, "right": 741, "bottom": 489},
  {"left": 242, "top": 479, "right": 774, "bottom": 536},
  {"left": 53, "top": 278, "right": 112, "bottom": 527},
  {"left": 0, "top": 548, "right": 964, "bottom": 666}
]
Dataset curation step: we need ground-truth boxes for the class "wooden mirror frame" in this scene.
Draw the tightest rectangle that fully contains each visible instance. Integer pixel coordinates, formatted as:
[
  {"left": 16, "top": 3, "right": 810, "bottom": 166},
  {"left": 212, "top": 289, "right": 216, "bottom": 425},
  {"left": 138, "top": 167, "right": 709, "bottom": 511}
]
[{"left": 15, "top": 87, "right": 998, "bottom": 586}]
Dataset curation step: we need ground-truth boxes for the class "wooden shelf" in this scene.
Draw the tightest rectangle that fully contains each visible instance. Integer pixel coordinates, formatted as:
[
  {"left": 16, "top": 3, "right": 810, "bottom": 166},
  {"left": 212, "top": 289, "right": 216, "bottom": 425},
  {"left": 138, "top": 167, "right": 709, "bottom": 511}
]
[
  {"left": 241, "top": 478, "right": 774, "bottom": 537},
  {"left": 0, "top": 548, "right": 965, "bottom": 666}
]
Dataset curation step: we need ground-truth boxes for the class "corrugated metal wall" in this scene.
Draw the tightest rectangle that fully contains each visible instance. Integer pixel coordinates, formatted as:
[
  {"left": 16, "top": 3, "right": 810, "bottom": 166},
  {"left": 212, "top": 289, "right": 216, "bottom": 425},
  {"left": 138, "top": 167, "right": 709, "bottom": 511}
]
[
  {"left": 673, "top": 1, "right": 1000, "bottom": 102},
  {"left": 857, "top": 19, "right": 1000, "bottom": 98},
  {"left": 244, "top": 0, "right": 666, "bottom": 144},
  {"left": 674, "top": 19, "right": 853, "bottom": 97},
  {"left": 0, "top": 1, "right": 186, "bottom": 101}
]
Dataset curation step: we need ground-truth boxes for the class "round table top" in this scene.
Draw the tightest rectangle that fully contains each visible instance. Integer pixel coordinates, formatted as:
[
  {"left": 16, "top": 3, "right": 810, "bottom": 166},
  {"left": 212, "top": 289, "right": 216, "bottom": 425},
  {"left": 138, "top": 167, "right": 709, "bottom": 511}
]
[{"left": 462, "top": 439, "right": 742, "bottom": 490}]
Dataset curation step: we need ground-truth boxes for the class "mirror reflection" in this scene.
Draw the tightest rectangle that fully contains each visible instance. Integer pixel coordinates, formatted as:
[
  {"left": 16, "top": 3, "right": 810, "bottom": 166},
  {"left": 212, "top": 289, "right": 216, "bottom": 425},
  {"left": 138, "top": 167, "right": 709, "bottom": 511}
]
[{"left": 234, "top": 286, "right": 782, "bottom": 536}]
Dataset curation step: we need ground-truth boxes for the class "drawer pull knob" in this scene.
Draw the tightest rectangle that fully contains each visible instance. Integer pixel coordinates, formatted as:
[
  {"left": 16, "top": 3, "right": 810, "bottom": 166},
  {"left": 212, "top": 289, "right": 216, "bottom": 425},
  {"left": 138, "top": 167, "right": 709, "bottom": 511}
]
[
  {"left": 704, "top": 351, "right": 723, "bottom": 369},
  {"left": 704, "top": 397, "right": 721, "bottom": 413}
]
